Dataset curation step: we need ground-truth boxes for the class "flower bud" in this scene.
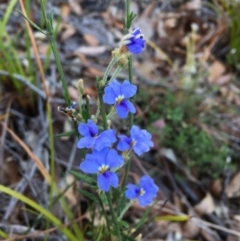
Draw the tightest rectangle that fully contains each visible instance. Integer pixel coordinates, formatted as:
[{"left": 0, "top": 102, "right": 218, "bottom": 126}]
[{"left": 77, "top": 78, "right": 84, "bottom": 95}]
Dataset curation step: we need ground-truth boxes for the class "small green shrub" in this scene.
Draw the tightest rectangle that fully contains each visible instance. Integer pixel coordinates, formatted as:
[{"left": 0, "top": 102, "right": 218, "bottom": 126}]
[{"left": 136, "top": 87, "right": 230, "bottom": 177}]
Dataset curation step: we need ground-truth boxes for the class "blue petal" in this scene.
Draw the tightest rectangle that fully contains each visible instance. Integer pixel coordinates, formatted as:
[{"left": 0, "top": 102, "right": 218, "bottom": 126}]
[
  {"left": 97, "top": 173, "right": 111, "bottom": 192},
  {"left": 126, "top": 43, "right": 144, "bottom": 54},
  {"left": 103, "top": 86, "right": 117, "bottom": 104},
  {"left": 117, "top": 137, "right": 131, "bottom": 152},
  {"left": 109, "top": 79, "right": 121, "bottom": 96},
  {"left": 133, "top": 142, "right": 151, "bottom": 156},
  {"left": 94, "top": 136, "right": 112, "bottom": 151},
  {"left": 130, "top": 125, "right": 140, "bottom": 138},
  {"left": 124, "top": 100, "right": 136, "bottom": 114},
  {"left": 125, "top": 184, "right": 140, "bottom": 199},
  {"left": 105, "top": 149, "right": 124, "bottom": 168},
  {"left": 79, "top": 160, "right": 99, "bottom": 174},
  {"left": 77, "top": 136, "right": 96, "bottom": 149},
  {"left": 108, "top": 172, "right": 119, "bottom": 188},
  {"left": 92, "top": 148, "right": 109, "bottom": 165},
  {"left": 121, "top": 80, "right": 137, "bottom": 98},
  {"left": 116, "top": 103, "right": 128, "bottom": 118},
  {"left": 100, "top": 129, "right": 117, "bottom": 143},
  {"left": 78, "top": 123, "right": 91, "bottom": 136},
  {"left": 138, "top": 195, "right": 152, "bottom": 207},
  {"left": 87, "top": 119, "right": 99, "bottom": 136},
  {"left": 139, "top": 175, "right": 159, "bottom": 197}
]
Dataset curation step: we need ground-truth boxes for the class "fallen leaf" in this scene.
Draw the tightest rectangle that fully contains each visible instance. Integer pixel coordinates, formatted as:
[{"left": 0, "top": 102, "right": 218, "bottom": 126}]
[
  {"left": 69, "top": 0, "right": 82, "bottom": 15},
  {"left": 84, "top": 34, "right": 99, "bottom": 46},
  {"left": 194, "top": 192, "right": 215, "bottom": 215},
  {"left": 74, "top": 46, "right": 107, "bottom": 56},
  {"left": 208, "top": 61, "right": 226, "bottom": 83},
  {"left": 226, "top": 172, "right": 240, "bottom": 198}
]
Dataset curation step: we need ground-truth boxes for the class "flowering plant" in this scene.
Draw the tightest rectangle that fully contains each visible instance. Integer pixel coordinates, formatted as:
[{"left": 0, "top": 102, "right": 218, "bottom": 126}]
[{"left": 58, "top": 2, "right": 159, "bottom": 240}]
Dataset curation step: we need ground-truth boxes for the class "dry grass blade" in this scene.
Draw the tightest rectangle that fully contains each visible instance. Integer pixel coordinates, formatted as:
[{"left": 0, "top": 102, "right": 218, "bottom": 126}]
[
  {"left": 1, "top": 122, "right": 51, "bottom": 183},
  {"left": 1, "top": 214, "right": 87, "bottom": 241}
]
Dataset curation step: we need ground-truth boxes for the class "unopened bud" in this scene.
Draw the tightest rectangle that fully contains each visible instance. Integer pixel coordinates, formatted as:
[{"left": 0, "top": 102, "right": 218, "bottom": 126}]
[
  {"left": 76, "top": 113, "right": 82, "bottom": 121},
  {"left": 107, "top": 119, "right": 111, "bottom": 129},
  {"left": 86, "top": 95, "right": 91, "bottom": 102},
  {"left": 77, "top": 78, "right": 84, "bottom": 95}
]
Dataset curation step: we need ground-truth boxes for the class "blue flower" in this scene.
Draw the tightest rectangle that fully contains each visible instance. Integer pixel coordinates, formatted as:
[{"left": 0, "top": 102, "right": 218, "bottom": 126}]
[
  {"left": 77, "top": 119, "right": 116, "bottom": 151},
  {"left": 122, "top": 28, "right": 145, "bottom": 54},
  {"left": 103, "top": 79, "right": 137, "bottom": 118},
  {"left": 117, "top": 125, "right": 153, "bottom": 156},
  {"left": 125, "top": 175, "right": 159, "bottom": 207},
  {"left": 79, "top": 148, "right": 124, "bottom": 192}
]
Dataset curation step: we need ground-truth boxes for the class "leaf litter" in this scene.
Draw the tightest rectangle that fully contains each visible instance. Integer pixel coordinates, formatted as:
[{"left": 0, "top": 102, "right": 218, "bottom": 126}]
[{"left": 1, "top": 0, "right": 240, "bottom": 240}]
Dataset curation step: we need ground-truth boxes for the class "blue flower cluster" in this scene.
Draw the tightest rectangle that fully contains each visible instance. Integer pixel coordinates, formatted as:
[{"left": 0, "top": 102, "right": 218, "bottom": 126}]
[{"left": 77, "top": 27, "right": 158, "bottom": 207}]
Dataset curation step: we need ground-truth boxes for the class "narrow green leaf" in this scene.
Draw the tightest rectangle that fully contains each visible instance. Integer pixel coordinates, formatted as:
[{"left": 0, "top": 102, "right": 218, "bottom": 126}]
[
  {"left": 0, "top": 185, "right": 78, "bottom": 241},
  {"left": 70, "top": 170, "right": 96, "bottom": 185},
  {"left": 16, "top": 9, "right": 47, "bottom": 35},
  {"left": 78, "top": 189, "right": 98, "bottom": 202},
  {"left": 119, "top": 220, "right": 129, "bottom": 228},
  {"left": 55, "top": 130, "right": 78, "bottom": 137}
]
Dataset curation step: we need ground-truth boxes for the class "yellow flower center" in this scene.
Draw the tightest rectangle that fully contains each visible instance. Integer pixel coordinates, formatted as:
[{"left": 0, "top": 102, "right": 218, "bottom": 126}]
[
  {"left": 139, "top": 188, "right": 145, "bottom": 196},
  {"left": 131, "top": 139, "right": 136, "bottom": 147},
  {"left": 115, "top": 95, "right": 124, "bottom": 104},
  {"left": 98, "top": 164, "right": 109, "bottom": 174}
]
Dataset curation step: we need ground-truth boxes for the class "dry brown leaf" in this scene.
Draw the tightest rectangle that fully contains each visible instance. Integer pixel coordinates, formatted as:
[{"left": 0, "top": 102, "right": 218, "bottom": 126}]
[
  {"left": 61, "top": 4, "right": 70, "bottom": 19},
  {"left": 167, "top": 222, "right": 182, "bottom": 240},
  {"left": 182, "top": 0, "right": 201, "bottom": 10},
  {"left": 37, "top": 43, "right": 49, "bottom": 55},
  {"left": 83, "top": 34, "right": 99, "bottom": 46},
  {"left": 74, "top": 46, "right": 107, "bottom": 56},
  {"left": 157, "top": 19, "right": 168, "bottom": 38},
  {"left": 182, "top": 219, "right": 200, "bottom": 239},
  {"left": 61, "top": 24, "right": 76, "bottom": 42},
  {"left": 210, "top": 179, "right": 223, "bottom": 198},
  {"left": 69, "top": 0, "right": 82, "bottom": 15},
  {"left": 194, "top": 192, "right": 215, "bottom": 216},
  {"left": 68, "top": 86, "right": 78, "bottom": 101},
  {"left": 226, "top": 172, "right": 240, "bottom": 198},
  {"left": 61, "top": 120, "right": 73, "bottom": 141},
  {"left": 214, "top": 74, "right": 232, "bottom": 86},
  {"left": 208, "top": 61, "right": 226, "bottom": 83}
]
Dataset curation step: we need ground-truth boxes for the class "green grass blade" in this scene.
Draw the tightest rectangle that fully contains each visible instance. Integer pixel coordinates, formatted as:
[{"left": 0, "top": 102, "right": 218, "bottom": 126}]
[{"left": 0, "top": 184, "right": 79, "bottom": 241}]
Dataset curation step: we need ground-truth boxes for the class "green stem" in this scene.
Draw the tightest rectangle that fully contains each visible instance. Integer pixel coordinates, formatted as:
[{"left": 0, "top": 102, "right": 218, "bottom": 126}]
[
  {"left": 106, "top": 192, "right": 122, "bottom": 241},
  {"left": 47, "top": 103, "right": 54, "bottom": 208},
  {"left": 118, "top": 200, "right": 134, "bottom": 221},
  {"left": 108, "top": 65, "right": 122, "bottom": 83},
  {"left": 102, "top": 57, "right": 118, "bottom": 84},
  {"left": 98, "top": 92, "right": 108, "bottom": 129},
  {"left": 49, "top": 36, "right": 71, "bottom": 105},
  {"left": 39, "top": 0, "right": 71, "bottom": 105},
  {"left": 125, "top": 0, "right": 131, "bottom": 32},
  {"left": 128, "top": 55, "right": 134, "bottom": 129}
]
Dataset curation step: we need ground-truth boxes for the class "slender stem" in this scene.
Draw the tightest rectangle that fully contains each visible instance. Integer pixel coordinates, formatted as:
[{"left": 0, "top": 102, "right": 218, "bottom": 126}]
[
  {"left": 122, "top": 158, "right": 131, "bottom": 190},
  {"left": 102, "top": 57, "right": 118, "bottom": 84},
  {"left": 108, "top": 65, "right": 122, "bottom": 83},
  {"left": 99, "top": 93, "right": 108, "bottom": 129},
  {"left": 49, "top": 36, "right": 71, "bottom": 105},
  {"left": 123, "top": 0, "right": 134, "bottom": 189},
  {"left": 106, "top": 192, "right": 122, "bottom": 241},
  {"left": 40, "top": 0, "right": 71, "bottom": 105},
  {"left": 128, "top": 55, "right": 134, "bottom": 128},
  {"left": 118, "top": 200, "right": 134, "bottom": 221},
  {"left": 125, "top": 0, "right": 131, "bottom": 32},
  {"left": 47, "top": 103, "right": 55, "bottom": 209}
]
